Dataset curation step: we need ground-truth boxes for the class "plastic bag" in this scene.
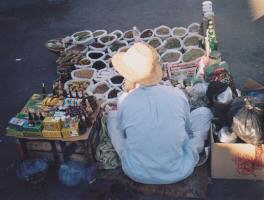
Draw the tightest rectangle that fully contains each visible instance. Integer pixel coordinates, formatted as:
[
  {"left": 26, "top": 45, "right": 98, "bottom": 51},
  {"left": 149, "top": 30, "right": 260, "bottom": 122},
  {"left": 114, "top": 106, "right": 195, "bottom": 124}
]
[
  {"left": 185, "top": 82, "right": 208, "bottom": 109},
  {"left": 217, "top": 126, "right": 237, "bottom": 143},
  {"left": 17, "top": 158, "right": 49, "bottom": 184},
  {"left": 58, "top": 161, "right": 97, "bottom": 186},
  {"left": 232, "top": 98, "right": 264, "bottom": 145},
  {"left": 228, "top": 97, "right": 245, "bottom": 126},
  {"left": 217, "top": 87, "right": 233, "bottom": 104}
]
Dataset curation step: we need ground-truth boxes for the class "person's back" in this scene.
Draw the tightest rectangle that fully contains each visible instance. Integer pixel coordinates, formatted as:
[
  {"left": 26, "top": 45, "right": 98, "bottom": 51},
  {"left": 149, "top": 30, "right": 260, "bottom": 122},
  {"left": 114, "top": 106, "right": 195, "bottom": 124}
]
[{"left": 117, "top": 85, "right": 199, "bottom": 184}]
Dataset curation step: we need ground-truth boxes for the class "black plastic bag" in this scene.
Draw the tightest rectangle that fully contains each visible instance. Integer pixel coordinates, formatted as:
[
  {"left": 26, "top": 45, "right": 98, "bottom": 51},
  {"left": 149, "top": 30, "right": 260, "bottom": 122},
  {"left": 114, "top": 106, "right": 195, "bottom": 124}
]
[{"left": 232, "top": 98, "right": 264, "bottom": 145}]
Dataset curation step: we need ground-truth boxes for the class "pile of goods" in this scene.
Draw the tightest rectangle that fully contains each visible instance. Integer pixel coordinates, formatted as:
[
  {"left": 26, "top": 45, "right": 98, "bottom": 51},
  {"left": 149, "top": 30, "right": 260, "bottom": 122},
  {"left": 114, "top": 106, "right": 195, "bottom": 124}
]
[
  {"left": 43, "top": 22, "right": 210, "bottom": 107},
  {"left": 5, "top": 5, "right": 217, "bottom": 139},
  {"left": 6, "top": 86, "right": 98, "bottom": 138}
]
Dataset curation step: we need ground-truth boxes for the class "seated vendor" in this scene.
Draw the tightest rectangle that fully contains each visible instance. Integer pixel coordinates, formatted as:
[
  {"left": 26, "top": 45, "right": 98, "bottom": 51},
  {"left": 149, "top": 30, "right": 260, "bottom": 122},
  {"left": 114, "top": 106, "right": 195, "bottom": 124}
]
[{"left": 108, "top": 42, "right": 213, "bottom": 184}]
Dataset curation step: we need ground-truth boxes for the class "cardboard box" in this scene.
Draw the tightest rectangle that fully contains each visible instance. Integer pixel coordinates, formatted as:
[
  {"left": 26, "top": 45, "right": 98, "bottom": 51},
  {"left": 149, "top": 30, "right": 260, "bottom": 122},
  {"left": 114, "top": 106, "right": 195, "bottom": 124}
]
[
  {"left": 211, "top": 126, "right": 264, "bottom": 180},
  {"left": 25, "top": 141, "right": 52, "bottom": 151}
]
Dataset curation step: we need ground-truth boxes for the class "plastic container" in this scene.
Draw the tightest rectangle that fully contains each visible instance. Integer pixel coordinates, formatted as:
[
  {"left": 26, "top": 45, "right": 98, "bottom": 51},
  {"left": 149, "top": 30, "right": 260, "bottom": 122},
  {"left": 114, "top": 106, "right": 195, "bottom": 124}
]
[
  {"left": 160, "top": 49, "right": 182, "bottom": 64},
  {"left": 98, "top": 34, "right": 117, "bottom": 46},
  {"left": 92, "top": 30, "right": 107, "bottom": 39},
  {"left": 183, "top": 33, "right": 203, "bottom": 49},
  {"left": 154, "top": 25, "right": 171, "bottom": 40},
  {"left": 187, "top": 23, "right": 201, "bottom": 33},
  {"left": 140, "top": 29, "right": 154, "bottom": 42},
  {"left": 71, "top": 68, "right": 96, "bottom": 81},
  {"left": 123, "top": 30, "right": 134, "bottom": 42},
  {"left": 72, "top": 30, "right": 94, "bottom": 46},
  {"left": 86, "top": 50, "right": 106, "bottom": 61},
  {"left": 110, "top": 30, "right": 124, "bottom": 40},
  {"left": 108, "top": 40, "right": 128, "bottom": 56},
  {"left": 182, "top": 47, "right": 205, "bottom": 63},
  {"left": 172, "top": 27, "right": 188, "bottom": 38},
  {"left": 74, "top": 57, "right": 93, "bottom": 69}
]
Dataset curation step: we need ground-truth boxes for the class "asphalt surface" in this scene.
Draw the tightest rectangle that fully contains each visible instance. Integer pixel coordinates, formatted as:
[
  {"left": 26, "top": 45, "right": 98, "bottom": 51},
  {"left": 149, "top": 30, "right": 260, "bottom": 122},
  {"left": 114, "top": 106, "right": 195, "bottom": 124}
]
[{"left": 1, "top": 0, "right": 264, "bottom": 199}]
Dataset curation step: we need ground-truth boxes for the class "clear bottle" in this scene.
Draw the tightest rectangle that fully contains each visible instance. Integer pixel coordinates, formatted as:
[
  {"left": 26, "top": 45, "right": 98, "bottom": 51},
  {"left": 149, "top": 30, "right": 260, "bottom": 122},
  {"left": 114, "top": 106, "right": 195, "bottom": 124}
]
[{"left": 133, "top": 26, "right": 141, "bottom": 42}]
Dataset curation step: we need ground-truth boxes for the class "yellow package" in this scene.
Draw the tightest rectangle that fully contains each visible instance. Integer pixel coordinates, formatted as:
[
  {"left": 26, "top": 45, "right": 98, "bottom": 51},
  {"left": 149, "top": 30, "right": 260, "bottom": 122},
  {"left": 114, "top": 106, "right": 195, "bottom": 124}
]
[
  {"left": 43, "top": 117, "right": 62, "bottom": 131},
  {"left": 61, "top": 123, "right": 79, "bottom": 138},
  {"left": 42, "top": 130, "right": 62, "bottom": 138}
]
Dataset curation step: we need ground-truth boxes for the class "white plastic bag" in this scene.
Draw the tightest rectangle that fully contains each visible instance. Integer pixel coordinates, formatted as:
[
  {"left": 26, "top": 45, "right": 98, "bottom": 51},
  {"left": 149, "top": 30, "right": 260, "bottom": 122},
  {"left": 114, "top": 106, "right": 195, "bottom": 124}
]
[
  {"left": 107, "top": 40, "right": 128, "bottom": 56},
  {"left": 187, "top": 23, "right": 201, "bottom": 33},
  {"left": 217, "top": 127, "right": 237, "bottom": 143},
  {"left": 182, "top": 33, "right": 203, "bottom": 50},
  {"left": 182, "top": 47, "right": 205, "bottom": 63},
  {"left": 71, "top": 68, "right": 96, "bottom": 81},
  {"left": 140, "top": 29, "right": 154, "bottom": 42},
  {"left": 71, "top": 30, "right": 94, "bottom": 46},
  {"left": 171, "top": 27, "right": 188, "bottom": 38},
  {"left": 160, "top": 49, "right": 182, "bottom": 64},
  {"left": 123, "top": 30, "right": 134, "bottom": 42},
  {"left": 147, "top": 37, "right": 163, "bottom": 50},
  {"left": 154, "top": 25, "right": 172, "bottom": 40},
  {"left": 87, "top": 81, "right": 111, "bottom": 100},
  {"left": 190, "top": 107, "right": 213, "bottom": 141},
  {"left": 92, "top": 30, "right": 107, "bottom": 39},
  {"left": 217, "top": 87, "right": 233, "bottom": 104},
  {"left": 74, "top": 58, "right": 93, "bottom": 69},
  {"left": 110, "top": 30, "right": 124, "bottom": 40},
  {"left": 86, "top": 51, "right": 106, "bottom": 61},
  {"left": 98, "top": 34, "right": 118, "bottom": 46}
]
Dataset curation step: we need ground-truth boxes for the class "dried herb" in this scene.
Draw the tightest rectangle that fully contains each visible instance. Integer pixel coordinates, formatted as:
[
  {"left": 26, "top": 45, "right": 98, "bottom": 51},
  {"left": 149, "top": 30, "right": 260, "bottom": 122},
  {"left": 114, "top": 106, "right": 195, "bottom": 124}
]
[
  {"left": 124, "top": 31, "right": 133, "bottom": 38},
  {"left": 93, "top": 84, "right": 109, "bottom": 94},
  {"left": 189, "top": 24, "right": 200, "bottom": 33},
  {"left": 101, "top": 36, "right": 115, "bottom": 43},
  {"left": 92, "top": 61, "right": 106, "bottom": 70},
  {"left": 173, "top": 28, "right": 187, "bottom": 37},
  {"left": 148, "top": 39, "right": 161, "bottom": 48},
  {"left": 156, "top": 27, "right": 170, "bottom": 35},
  {"left": 164, "top": 38, "right": 181, "bottom": 49},
  {"left": 90, "top": 42, "right": 105, "bottom": 48},
  {"left": 110, "top": 75, "right": 124, "bottom": 84},
  {"left": 88, "top": 52, "right": 103, "bottom": 59},
  {"left": 79, "top": 58, "right": 91, "bottom": 65},
  {"left": 140, "top": 30, "right": 153, "bottom": 38},
  {"left": 184, "top": 36, "right": 200, "bottom": 47},
  {"left": 108, "top": 89, "right": 119, "bottom": 98},
  {"left": 110, "top": 41, "right": 127, "bottom": 52},
  {"left": 74, "top": 70, "right": 94, "bottom": 79},
  {"left": 182, "top": 49, "right": 204, "bottom": 63},
  {"left": 161, "top": 52, "right": 181, "bottom": 62}
]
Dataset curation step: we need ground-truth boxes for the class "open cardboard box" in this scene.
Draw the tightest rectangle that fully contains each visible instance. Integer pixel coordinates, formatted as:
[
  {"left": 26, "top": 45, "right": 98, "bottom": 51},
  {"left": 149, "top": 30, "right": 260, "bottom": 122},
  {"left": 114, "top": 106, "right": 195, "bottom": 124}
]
[
  {"left": 210, "top": 125, "right": 264, "bottom": 180},
  {"left": 211, "top": 78, "right": 264, "bottom": 180}
]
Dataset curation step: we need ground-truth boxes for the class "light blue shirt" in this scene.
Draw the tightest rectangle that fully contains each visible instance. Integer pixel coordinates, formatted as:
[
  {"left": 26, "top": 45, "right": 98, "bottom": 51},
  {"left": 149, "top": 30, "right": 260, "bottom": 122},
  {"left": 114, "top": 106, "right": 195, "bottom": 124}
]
[{"left": 117, "top": 85, "right": 199, "bottom": 184}]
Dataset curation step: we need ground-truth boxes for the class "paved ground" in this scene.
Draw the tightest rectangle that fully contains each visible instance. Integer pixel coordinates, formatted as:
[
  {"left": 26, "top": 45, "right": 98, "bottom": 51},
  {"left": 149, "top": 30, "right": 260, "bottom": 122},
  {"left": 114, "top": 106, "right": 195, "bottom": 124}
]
[{"left": 1, "top": 0, "right": 264, "bottom": 199}]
